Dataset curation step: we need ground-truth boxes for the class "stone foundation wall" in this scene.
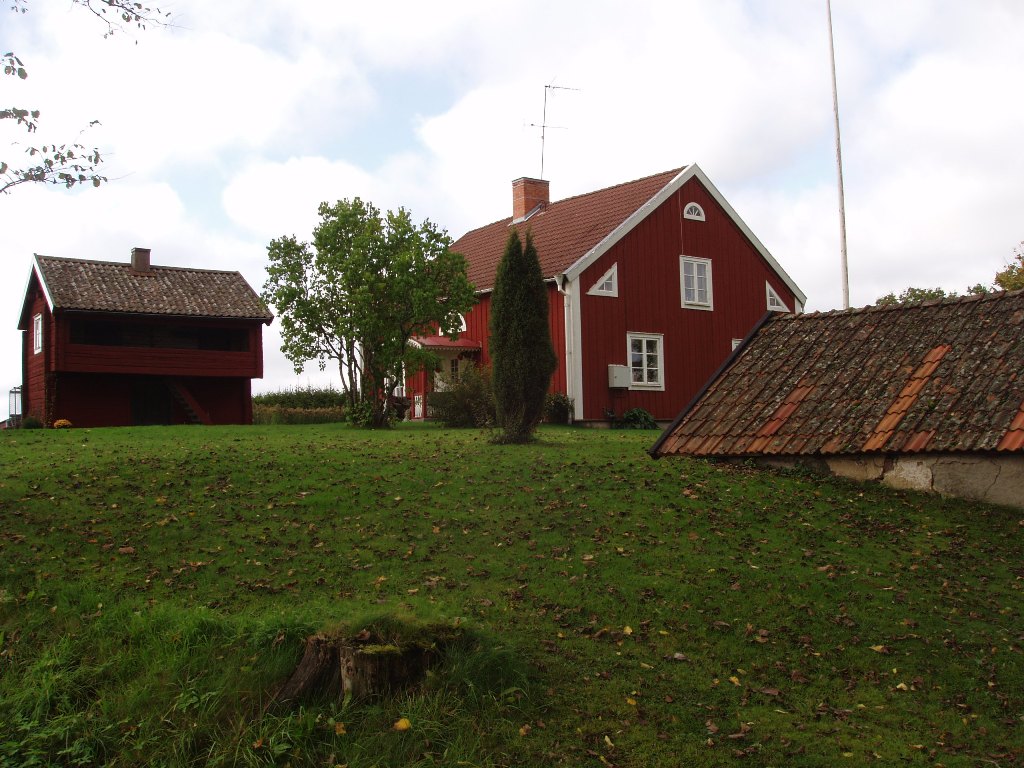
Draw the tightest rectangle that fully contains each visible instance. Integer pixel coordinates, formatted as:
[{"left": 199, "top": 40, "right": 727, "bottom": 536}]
[{"left": 757, "top": 452, "right": 1024, "bottom": 510}]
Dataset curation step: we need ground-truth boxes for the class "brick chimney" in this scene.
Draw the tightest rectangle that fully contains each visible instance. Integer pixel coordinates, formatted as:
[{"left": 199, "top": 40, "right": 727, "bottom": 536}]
[
  {"left": 131, "top": 247, "right": 151, "bottom": 273},
  {"left": 512, "top": 177, "right": 549, "bottom": 221}
]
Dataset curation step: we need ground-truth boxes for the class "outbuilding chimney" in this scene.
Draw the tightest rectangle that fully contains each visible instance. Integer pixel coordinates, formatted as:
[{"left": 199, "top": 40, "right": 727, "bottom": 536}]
[
  {"left": 131, "top": 247, "right": 151, "bottom": 273},
  {"left": 512, "top": 177, "right": 549, "bottom": 221}
]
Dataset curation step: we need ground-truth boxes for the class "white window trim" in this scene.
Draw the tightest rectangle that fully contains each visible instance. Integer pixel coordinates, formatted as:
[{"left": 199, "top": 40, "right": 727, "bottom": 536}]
[
  {"left": 626, "top": 332, "right": 665, "bottom": 391},
  {"left": 766, "top": 282, "right": 790, "bottom": 312},
  {"left": 33, "top": 313, "right": 42, "bottom": 355},
  {"left": 683, "top": 202, "right": 706, "bottom": 221},
  {"left": 680, "top": 256, "right": 713, "bottom": 311},
  {"left": 456, "top": 313, "right": 468, "bottom": 332},
  {"left": 587, "top": 263, "right": 619, "bottom": 297}
]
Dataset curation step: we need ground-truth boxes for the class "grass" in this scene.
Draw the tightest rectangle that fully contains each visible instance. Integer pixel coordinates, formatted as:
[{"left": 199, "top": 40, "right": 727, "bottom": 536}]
[{"left": 0, "top": 423, "right": 1021, "bottom": 767}]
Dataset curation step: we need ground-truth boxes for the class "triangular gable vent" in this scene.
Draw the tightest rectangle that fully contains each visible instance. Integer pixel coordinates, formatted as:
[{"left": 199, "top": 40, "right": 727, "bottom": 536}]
[
  {"left": 587, "top": 263, "right": 618, "bottom": 297},
  {"left": 766, "top": 282, "right": 789, "bottom": 312}
]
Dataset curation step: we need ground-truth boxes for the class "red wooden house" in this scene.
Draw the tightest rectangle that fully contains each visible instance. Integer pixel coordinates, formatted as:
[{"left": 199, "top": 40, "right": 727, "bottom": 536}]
[
  {"left": 406, "top": 164, "right": 806, "bottom": 423},
  {"left": 18, "top": 248, "right": 273, "bottom": 427}
]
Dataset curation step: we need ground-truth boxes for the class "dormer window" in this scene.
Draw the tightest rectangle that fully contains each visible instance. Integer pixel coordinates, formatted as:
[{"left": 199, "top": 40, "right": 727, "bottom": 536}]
[
  {"left": 683, "top": 202, "right": 706, "bottom": 222},
  {"left": 766, "top": 282, "right": 790, "bottom": 312},
  {"left": 587, "top": 263, "right": 618, "bottom": 297}
]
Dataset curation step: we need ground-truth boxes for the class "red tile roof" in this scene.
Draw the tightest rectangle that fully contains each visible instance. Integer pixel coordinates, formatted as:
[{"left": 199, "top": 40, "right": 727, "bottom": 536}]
[
  {"left": 30, "top": 255, "right": 273, "bottom": 323},
  {"left": 453, "top": 168, "right": 684, "bottom": 292},
  {"left": 651, "top": 290, "right": 1024, "bottom": 458},
  {"left": 410, "top": 334, "right": 482, "bottom": 351}
]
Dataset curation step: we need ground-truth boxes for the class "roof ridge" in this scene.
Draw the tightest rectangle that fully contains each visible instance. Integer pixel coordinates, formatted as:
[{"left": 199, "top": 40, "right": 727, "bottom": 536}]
[
  {"left": 35, "top": 253, "right": 243, "bottom": 276},
  {"left": 791, "top": 288, "right": 1023, "bottom": 321},
  {"left": 455, "top": 166, "right": 686, "bottom": 239},
  {"left": 546, "top": 166, "right": 686, "bottom": 208}
]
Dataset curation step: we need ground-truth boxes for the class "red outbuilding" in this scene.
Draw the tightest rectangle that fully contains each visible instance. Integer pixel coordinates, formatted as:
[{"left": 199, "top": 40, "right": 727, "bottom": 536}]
[
  {"left": 17, "top": 248, "right": 273, "bottom": 427},
  {"left": 405, "top": 164, "right": 806, "bottom": 423}
]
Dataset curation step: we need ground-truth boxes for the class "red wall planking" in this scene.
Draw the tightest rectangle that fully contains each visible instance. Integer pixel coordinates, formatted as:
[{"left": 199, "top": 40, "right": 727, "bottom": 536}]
[{"left": 577, "top": 179, "right": 798, "bottom": 421}]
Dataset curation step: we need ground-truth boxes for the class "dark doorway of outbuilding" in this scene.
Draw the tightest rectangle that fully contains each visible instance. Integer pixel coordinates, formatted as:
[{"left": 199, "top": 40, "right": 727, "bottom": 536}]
[{"left": 131, "top": 378, "right": 173, "bottom": 425}]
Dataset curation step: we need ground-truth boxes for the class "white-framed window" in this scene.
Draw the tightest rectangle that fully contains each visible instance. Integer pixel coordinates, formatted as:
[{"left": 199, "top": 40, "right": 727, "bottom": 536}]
[
  {"left": 449, "top": 358, "right": 460, "bottom": 381},
  {"left": 627, "top": 332, "right": 664, "bottom": 390},
  {"left": 587, "top": 263, "right": 618, "bottom": 297},
  {"left": 680, "top": 256, "right": 713, "bottom": 310},
  {"left": 683, "top": 202, "right": 706, "bottom": 221},
  {"left": 32, "top": 313, "right": 42, "bottom": 355},
  {"left": 766, "top": 282, "right": 790, "bottom": 312},
  {"left": 456, "top": 313, "right": 468, "bottom": 332}
]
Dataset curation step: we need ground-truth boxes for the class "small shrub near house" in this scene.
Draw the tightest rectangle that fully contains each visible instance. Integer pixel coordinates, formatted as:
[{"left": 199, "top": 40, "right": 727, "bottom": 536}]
[
  {"left": 20, "top": 416, "right": 42, "bottom": 429},
  {"left": 620, "top": 407, "right": 658, "bottom": 429},
  {"left": 52, "top": 419, "right": 73, "bottom": 429},
  {"left": 542, "top": 393, "right": 573, "bottom": 424},
  {"left": 428, "top": 366, "right": 496, "bottom": 428}
]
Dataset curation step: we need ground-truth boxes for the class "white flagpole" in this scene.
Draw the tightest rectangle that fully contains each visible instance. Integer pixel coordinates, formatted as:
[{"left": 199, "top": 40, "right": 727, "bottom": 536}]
[{"left": 827, "top": 0, "right": 850, "bottom": 309}]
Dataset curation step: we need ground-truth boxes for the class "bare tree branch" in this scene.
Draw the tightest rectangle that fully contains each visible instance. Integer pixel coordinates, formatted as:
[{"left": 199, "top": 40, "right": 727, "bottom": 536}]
[{"left": 2, "top": 0, "right": 169, "bottom": 196}]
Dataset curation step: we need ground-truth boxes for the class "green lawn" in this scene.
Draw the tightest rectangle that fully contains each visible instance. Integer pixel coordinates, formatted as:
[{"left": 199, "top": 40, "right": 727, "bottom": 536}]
[{"left": 1, "top": 424, "right": 1020, "bottom": 767}]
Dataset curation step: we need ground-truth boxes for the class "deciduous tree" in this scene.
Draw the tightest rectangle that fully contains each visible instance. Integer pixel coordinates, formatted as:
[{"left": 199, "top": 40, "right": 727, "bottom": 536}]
[
  {"left": 874, "top": 286, "right": 953, "bottom": 306},
  {"left": 994, "top": 243, "right": 1024, "bottom": 291},
  {"left": 876, "top": 241, "right": 1024, "bottom": 306},
  {"left": 263, "top": 198, "right": 475, "bottom": 428},
  {"left": 489, "top": 229, "right": 557, "bottom": 443}
]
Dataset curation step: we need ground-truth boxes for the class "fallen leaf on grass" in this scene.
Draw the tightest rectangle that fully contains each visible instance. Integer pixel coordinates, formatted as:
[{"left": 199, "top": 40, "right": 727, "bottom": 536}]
[
  {"left": 727, "top": 723, "right": 752, "bottom": 740},
  {"left": 393, "top": 718, "right": 411, "bottom": 731}
]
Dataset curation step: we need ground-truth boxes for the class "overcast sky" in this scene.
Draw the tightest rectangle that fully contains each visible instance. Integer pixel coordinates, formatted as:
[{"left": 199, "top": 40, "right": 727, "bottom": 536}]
[{"left": 4, "top": 0, "right": 1023, "bottom": 419}]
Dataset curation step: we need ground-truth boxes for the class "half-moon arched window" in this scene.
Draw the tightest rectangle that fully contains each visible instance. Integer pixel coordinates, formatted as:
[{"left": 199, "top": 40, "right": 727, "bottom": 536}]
[{"left": 683, "top": 202, "right": 706, "bottom": 222}]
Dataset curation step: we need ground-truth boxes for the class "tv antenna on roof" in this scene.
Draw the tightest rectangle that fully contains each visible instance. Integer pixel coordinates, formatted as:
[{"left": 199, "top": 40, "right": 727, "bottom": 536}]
[{"left": 529, "top": 82, "right": 580, "bottom": 180}]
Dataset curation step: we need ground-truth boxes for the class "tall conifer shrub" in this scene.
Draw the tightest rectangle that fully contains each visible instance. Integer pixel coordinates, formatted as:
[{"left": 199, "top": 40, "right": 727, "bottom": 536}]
[{"left": 489, "top": 229, "right": 558, "bottom": 443}]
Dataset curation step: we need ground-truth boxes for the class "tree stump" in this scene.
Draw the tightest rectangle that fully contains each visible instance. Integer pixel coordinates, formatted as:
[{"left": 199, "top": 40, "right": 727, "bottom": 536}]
[
  {"left": 274, "top": 631, "right": 440, "bottom": 707},
  {"left": 274, "top": 634, "right": 342, "bottom": 704}
]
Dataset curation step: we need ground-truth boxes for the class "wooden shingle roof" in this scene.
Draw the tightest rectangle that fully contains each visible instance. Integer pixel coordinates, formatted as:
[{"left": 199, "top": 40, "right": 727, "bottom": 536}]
[
  {"left": 453, "top": 168, "right": 683, "bottom": 292},
  {"left": 26, "top": 254, "right": 273, "bottom": 324},
  {"left": 651, "top": 290, "right": 1024, "bottom": 458}
]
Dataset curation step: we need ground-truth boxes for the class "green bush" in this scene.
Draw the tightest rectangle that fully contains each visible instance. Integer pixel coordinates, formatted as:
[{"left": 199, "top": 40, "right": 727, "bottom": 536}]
[
  {"left": 428, "top": 366, "right": 496, "bottom": 428},
  {"left": 620, "top": 407, "right": 658, "bottom": 430},
  {"left": 253, "top": 385, "right": 347, "bottom": 410},
  {"left": 21, "top": 416, "right": 42, "bottom": 429},
  {"left": 346, "top": 399, "right": 381, "bottom": 428},
  {"left": 542, "top": 393, "right": 573, "bottom": 424},
  {"left": 252, "top": 405, "right": 347, "bottom": 425}
]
